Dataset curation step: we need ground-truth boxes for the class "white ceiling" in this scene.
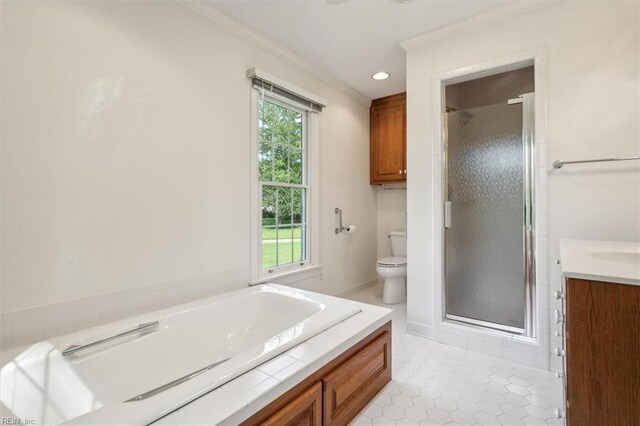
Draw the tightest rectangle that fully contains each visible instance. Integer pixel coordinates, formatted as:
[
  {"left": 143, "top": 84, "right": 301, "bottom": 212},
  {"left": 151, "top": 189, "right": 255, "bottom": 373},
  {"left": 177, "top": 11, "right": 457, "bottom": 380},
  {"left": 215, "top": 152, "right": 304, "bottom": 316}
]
[{"left": 209, "top": 0, "right": 510, "bottom": 99}]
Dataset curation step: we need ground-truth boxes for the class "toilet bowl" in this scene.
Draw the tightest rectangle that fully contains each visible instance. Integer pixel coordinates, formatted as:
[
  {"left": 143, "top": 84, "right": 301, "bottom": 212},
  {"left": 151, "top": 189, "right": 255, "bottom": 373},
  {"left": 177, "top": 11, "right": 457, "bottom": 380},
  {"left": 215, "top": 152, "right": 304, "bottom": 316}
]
[{"left": 377, "top": 231, "right": 407, "bottom": 304}]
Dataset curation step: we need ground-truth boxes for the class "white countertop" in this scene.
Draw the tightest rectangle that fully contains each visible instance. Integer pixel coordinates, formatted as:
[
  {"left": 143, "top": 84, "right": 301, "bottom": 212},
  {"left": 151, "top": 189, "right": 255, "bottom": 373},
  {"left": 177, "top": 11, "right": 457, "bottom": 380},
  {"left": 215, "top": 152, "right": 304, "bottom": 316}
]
[{"left": 559, "top": 239, "right": 640, "bottom": 286}]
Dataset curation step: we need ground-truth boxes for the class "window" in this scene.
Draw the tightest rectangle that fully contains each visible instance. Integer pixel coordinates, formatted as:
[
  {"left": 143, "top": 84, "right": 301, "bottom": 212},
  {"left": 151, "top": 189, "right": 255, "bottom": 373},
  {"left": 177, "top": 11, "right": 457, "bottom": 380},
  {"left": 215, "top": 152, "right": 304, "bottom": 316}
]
[
  {"left": 249, "top": 69, "right": 325, "bottom": 283},
  {"left": 258, "top": 97, "right": 308, "bottom": 271}
]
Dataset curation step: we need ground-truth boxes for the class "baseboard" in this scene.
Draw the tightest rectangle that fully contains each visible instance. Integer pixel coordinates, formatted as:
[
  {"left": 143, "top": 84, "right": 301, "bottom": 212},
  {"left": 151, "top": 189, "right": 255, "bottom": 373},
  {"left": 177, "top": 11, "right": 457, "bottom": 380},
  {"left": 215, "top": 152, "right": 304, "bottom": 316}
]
[
  {"left": 334, "top": 277, "right": 379, "bottom": 298},
  {"left": 406, "top": 321, "right": 433, "bottom": 339}
]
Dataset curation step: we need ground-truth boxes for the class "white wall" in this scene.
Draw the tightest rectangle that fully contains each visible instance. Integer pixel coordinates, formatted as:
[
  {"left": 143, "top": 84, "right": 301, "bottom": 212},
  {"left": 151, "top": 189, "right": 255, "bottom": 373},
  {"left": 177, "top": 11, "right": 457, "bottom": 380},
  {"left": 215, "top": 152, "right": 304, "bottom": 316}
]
[
  {"left": 375, "top": 188, "right": 406, "bottom": 259},
  {"left": 405, "top": 1, "right": 640, "bottom": 370},
  {"left": 1, "top": 2, "right": 377, "bottom": 342}
]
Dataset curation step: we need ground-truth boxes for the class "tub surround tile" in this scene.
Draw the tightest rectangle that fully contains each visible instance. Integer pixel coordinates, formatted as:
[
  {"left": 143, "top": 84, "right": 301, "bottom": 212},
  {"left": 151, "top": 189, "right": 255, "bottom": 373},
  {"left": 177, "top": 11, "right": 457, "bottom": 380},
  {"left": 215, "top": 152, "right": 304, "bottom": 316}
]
[
  {"left": 285, "top": 340, "right": 321, "bottom": 360},
  {"left": 1, "top": 272, "right": 244, "bottom": 348},
  {"left": 1, "top": 323, "right": 12, "bottom": 350},
  {"left": 11, "top": 316, "right": 46, "bottom": 346},
  {"left": 257, "top": 354, "right": 297, "bottom": 376}
]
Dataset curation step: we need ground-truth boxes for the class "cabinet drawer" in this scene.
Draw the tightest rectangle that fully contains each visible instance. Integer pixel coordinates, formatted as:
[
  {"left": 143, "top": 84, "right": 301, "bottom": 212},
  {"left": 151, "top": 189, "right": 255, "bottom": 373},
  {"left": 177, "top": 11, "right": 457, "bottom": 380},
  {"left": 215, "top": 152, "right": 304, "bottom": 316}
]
[
  {"left": 262, "top": 381, "right": 322, "bottom": 426},
  {"left": 323, "top": 330, "right": 391, "bottom": 425}
]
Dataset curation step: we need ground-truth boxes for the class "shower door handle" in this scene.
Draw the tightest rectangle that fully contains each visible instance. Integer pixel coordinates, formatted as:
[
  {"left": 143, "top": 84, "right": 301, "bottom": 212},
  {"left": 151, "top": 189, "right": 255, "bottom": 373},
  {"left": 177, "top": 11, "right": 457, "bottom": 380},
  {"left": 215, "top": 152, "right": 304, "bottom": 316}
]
[{"left": 444, "top": 201, "right": 452, "bottom": 229}]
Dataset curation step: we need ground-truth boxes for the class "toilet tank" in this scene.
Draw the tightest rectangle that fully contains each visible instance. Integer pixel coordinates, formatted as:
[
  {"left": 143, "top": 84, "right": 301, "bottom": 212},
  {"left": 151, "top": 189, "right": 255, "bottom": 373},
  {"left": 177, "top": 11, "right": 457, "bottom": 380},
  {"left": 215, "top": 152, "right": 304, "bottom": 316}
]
[{"left": 389, "top": 230, "right": 406, "bottom": 257}]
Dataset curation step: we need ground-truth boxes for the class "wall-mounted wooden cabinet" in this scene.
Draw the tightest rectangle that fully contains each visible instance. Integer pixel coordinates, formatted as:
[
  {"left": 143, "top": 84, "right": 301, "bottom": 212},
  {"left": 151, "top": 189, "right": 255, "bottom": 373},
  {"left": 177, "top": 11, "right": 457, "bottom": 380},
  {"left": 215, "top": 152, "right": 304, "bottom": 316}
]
[{"left": 370, "top": 93, "right": 406, "bottom": 184}]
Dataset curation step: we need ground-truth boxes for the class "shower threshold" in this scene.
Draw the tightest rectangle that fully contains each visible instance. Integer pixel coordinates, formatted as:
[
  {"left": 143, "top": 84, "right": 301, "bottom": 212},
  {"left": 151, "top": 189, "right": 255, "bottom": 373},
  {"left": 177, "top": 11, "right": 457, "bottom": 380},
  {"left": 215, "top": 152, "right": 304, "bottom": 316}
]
[{"left": 445, "top": 313, "right": 525, "bottom": 335}]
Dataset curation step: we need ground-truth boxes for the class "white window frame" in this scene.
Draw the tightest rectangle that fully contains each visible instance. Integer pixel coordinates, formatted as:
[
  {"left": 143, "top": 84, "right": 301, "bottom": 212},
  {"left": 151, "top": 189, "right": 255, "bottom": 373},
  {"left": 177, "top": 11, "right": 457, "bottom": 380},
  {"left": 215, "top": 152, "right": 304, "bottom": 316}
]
[{"left": 249, "top": 88, "right": 322, "bottom": 284}]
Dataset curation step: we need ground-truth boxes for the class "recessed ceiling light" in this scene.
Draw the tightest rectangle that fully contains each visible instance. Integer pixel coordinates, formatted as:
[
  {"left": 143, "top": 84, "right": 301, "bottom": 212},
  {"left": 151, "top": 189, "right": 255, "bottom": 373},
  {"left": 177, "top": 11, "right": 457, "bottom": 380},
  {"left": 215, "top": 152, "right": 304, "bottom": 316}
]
[{"left": 371, "top": 71, "right": 390, "bottom": 81}]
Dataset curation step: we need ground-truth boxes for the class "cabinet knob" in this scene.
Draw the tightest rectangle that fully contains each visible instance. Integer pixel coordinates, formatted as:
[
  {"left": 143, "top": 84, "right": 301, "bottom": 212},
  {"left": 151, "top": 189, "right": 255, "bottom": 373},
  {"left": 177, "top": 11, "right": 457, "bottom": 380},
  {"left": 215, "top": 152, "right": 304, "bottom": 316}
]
[
  {"left": 403, "top": 169, "right": 407, "bottom": 174},
  {"left": 552, "top": 347, "right": 566, "bottom": 357},
  {"left": 398, "top": 170, "right": 402, "bottom": 174},
  {"left": 553, "top": 408, "right": 565, "bottom": 418},
  {"left": 554, "top": 309, "right": 565, "bottom": 324},
  {"left": 555, "top": 371, "right": 565, "bottom": 378},
  {"left": 555, "top": 330, "right": 564, "bottom": 337},
  {"left": 554, "top": 290, "right": 565, "bottom": 300}
]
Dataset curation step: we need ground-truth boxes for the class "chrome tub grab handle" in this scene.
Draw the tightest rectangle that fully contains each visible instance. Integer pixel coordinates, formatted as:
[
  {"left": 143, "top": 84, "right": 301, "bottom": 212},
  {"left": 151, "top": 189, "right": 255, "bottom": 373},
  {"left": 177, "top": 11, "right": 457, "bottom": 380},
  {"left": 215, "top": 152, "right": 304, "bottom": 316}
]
[
  {"left": 62, "top": 321, "right": 159, "bottom": 356},
  {"left": 125, "top": 358, "right": 231, "bottom": 402}
]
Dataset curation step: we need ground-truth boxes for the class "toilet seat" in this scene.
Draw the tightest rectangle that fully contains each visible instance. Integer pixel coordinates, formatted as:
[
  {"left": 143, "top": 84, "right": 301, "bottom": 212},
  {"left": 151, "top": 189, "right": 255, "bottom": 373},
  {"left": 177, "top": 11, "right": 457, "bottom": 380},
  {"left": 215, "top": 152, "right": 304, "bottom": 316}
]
[{"left": 377, "top": 256, "right": 407, "bottom": 267}]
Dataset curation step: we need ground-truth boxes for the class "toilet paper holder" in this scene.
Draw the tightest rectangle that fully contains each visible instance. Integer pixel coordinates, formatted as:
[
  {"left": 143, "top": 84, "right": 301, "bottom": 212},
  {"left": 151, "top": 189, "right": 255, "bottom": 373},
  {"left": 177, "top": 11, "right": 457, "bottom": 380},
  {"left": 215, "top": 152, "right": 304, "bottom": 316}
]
[{"left": 335, "top": 208, "right": 356, "bottom": 234}]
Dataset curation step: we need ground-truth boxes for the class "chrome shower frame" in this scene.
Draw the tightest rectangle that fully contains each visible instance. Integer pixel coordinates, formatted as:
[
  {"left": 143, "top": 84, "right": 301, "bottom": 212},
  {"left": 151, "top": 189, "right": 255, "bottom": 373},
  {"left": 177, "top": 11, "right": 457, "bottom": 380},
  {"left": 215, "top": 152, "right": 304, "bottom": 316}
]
[{"left": 443, "top": 92, "right": 536, "bottom": 338}]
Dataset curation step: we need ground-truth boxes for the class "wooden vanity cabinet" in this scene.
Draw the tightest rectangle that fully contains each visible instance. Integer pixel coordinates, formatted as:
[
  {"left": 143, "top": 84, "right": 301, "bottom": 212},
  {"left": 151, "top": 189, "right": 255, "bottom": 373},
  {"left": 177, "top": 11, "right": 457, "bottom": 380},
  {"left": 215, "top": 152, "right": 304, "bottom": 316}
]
[
  {"left": 564, "top": 278, "right": 640, "bottom": 425},
  {"left": 370, "top": 93, "right": 406, "bottom": 184},
  {"left": 242, "top": 322, "right": 391, "bottom": 426}
]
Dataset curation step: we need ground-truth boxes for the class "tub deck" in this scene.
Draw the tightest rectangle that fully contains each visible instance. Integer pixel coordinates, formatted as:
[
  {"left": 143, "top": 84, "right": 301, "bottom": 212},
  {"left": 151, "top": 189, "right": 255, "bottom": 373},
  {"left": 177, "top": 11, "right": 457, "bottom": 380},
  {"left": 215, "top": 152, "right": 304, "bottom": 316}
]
[{"left": 0, "top": 285, "right": 362, "bottom": 425}]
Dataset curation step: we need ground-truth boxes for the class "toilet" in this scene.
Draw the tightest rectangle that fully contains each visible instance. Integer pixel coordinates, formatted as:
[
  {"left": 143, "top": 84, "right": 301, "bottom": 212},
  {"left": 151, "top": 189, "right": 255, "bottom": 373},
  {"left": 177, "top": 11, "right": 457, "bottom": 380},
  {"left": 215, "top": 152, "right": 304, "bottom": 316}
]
[{"left": 377, "top": 230, "right": 407, "bottom": 304}]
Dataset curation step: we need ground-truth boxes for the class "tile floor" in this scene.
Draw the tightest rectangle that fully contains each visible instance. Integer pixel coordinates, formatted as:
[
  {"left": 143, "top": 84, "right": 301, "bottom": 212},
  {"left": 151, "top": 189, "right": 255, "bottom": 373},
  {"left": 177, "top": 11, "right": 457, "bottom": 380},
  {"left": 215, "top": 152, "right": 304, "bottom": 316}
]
[{"left": 341, "top": 282, "right": 563, "bottom": 426}]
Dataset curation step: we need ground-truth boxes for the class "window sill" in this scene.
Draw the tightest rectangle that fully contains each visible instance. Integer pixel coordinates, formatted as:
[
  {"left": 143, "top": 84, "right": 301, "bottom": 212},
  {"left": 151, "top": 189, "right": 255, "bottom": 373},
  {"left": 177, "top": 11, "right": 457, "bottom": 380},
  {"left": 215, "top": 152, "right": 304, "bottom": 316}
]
[{"left": 249, "top": 264, "right": 323, "bottom": 286}]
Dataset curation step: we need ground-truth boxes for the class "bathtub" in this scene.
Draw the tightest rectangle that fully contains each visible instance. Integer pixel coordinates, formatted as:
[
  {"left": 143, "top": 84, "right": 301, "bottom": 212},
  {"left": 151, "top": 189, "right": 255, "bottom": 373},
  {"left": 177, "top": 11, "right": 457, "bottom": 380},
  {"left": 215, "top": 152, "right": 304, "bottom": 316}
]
[{"left": 0, "top": 284, "right": 361, "bottom": 425}]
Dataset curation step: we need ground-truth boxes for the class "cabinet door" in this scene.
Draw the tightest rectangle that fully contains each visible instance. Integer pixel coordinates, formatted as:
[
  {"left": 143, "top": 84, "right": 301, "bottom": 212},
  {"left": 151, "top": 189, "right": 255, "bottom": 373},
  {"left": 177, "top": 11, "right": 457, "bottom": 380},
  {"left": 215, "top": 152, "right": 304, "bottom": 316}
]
[
  {"left": 323, "top": 330, "right": 391, "bottom": 425},
  {"left": 370, "top": 95, "right": 406, "bottom": 184},
  {"left": 262, "top": 381, "right": 322, "bottom": 426},
  {"left": 566, "top": 279, "right": 640, "bottom": 426}
]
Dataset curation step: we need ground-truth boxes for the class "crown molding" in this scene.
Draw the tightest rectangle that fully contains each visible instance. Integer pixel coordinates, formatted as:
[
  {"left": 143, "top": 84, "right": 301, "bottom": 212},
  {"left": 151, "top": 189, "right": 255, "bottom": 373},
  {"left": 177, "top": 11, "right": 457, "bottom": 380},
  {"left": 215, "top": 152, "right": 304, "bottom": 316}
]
[
  {"left": 400, "top": 0, "right": 557, "bottom": 52},
  {"left": 177, "top": 1, "right": 371, "bottom": 106}
]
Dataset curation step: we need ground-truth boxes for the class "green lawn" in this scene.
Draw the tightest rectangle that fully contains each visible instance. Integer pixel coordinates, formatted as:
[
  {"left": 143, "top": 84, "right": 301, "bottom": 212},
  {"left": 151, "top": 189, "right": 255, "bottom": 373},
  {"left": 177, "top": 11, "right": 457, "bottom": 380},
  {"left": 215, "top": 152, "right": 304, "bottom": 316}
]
[
  {"left": 261, "top": 226, "right": 302, "bottom": 240},
  {"left": 261, "top": 226, "right": 304, "bottom": 268}
]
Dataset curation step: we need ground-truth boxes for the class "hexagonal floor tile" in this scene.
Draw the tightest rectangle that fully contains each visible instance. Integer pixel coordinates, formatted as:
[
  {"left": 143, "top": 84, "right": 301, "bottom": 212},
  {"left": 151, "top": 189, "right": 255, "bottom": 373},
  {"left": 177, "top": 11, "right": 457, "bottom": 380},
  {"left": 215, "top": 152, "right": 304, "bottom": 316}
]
[
  {"left": 478, "top": 400, "right": 504, "bottom": 416},
  {"left": 524, "top": 404, "right": 552, "bottom": 420},
  {"left": 392, "top": 395, "right": 413, "bottom": 409},
  {"left": 419, "top": 387, "right": 441, "bottom": 399},
  {"left": 404, "top": 406, "right": 428, "bottom": 422},
  {"left": 363, "top": 403, "right": 383, "bottom": 418},
  {"left": 455, "top": 399, "right": 480, "bottom": 414},
  {"left": 412, "top": 396, "right": 435, "bottom": 410},
  {"left": 383, "top": 405, "right": 406, "bottom": 420},
  {"left": 474, "top": 411, "right": 500, "bottom": 426},
  {"left": 433, "top": 397, "right": 457, "bottom": 412},
  {"left": 506, "top": 384, "right": 530, "bottom": 396},
  {"left": 373, "top": 394, "right": 393, "bottom": 407},
  {"left": 500, "top": 402, "right": 527, "bottom": 418},
  {"left": 497, "top": 413, "right": 525, "bottom": 425},
  {"left": 483, "top": 390, "right": 506, "bottom": 404},
  {"left": 450, "top": 409, "right": 476, "bottom": 425},
  {"left": 427, "top": 408, "right": 452, "bottom": 424}
]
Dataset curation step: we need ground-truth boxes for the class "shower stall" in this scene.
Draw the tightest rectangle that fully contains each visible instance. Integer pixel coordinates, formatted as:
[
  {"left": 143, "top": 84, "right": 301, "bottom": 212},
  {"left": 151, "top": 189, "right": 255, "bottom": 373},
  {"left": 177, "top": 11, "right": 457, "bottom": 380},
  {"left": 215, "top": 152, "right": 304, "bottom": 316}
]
[{"left": 444, "top": 70, "right": 535, "bottom": 337}]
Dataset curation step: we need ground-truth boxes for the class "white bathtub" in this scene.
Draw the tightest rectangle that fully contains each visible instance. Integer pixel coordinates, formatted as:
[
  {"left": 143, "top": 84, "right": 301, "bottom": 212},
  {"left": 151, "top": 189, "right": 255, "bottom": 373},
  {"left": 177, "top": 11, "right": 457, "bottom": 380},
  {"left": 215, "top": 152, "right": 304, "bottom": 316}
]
[{"left": 0, "top": 284, "right": 361, "bottom": 425}]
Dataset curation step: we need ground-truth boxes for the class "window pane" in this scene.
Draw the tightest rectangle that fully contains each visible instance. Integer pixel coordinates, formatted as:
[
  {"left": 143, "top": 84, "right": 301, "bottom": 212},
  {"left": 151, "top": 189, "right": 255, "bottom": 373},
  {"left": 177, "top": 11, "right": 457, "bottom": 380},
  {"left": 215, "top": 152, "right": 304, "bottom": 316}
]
[
  {"left": 293, "top": 225, "right": 305, "bottom": 263},
  {"left": 292, "top": 188, "right": 304, "bottom": 224},
  {"left": 258, "top": 99, "right": 274, "bottom": 150},
  {"left": 259, "top": 142, "right": 273, "bottom": 182},
  {"left": 277, "top": 226, "right": 294, "bottom": 266},
  {"left": 258, "top": 99, "right": 303, "bottom": 184},
  {"left": 276, "top": 186, "right": 293, "bottom": 225},
  {"left": 290, "top": 112, "right": 303, "bottom": 149},
  {"left": 261, "top": 185, "right": 276, "bottom": 227},
  {"left": 273, "top": 144, "right": 290, "bottom": 183},
  {"left": 290, "top": 147, "right": 303, "bottom": 184},
  {"left": 262, "top": 226, "right": 277, "bottom": 270}
]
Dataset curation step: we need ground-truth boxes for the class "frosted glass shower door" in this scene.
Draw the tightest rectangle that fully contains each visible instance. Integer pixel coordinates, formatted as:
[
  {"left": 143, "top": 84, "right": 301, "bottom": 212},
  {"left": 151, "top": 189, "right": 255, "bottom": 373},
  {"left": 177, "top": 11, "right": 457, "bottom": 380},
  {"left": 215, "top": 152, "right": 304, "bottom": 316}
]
[{"left": 445, "top": 101, "right": 527, "bottom": 331}]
